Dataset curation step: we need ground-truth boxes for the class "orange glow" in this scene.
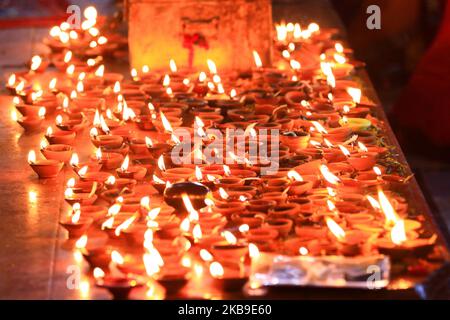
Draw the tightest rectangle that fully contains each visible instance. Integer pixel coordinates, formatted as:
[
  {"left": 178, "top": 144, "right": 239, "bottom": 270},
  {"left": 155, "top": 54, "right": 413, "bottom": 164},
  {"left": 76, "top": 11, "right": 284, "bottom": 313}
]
[
  {"left": 93, "top": 267, "right": 105, "bottom": 279},
  {"left": 169, "top": 59, "right": 177, "bottom": 73},
  {"left": 207, "top": 59, "right": 217, "bottom": 74},
  {"left": 75, "top": 235, "right": 88, "bottom": 249},
  {"left": 160, "top": 111, "right": 173, "bottom": 133},
  {"left": 391, "top": 219, "right": 407, "bottom": 245},
  {"left": 378, "top": 189, "right": 398, "bottom": 225},
  {"left": 30, "top": 55, "right": 42, "bottom": 71}
]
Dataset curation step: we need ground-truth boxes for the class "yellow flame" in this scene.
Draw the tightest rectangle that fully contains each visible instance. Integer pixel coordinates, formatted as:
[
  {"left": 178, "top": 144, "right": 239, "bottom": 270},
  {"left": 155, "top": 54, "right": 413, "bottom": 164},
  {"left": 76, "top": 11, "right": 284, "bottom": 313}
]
[
  {"left": 325, "top": 217, "right": 345, "bottom": 241},
  {"left": 209, "top": 261, "right": 224, "bottom": 278},
  {"left": 28, "top": 150, "right": 36, "bottom": 164},
  {"left": 320, "top": 165, "right": 341, "bottom": 185},
  {"left": 391, "top": 219, "right": 407, "bottom": 245},
  {"left": 252, "top": 50, "right": 262, "bottom": 68}
]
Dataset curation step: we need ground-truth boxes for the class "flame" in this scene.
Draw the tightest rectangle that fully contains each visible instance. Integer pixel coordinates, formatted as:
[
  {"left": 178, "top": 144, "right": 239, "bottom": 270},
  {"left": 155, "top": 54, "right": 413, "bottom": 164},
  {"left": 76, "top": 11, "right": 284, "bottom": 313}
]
[
  {"left": 160, "top": 111, "right": 173, "bottom": 133},
  {"left": 113, "top": 81, "right": 121, "bottom": 94},
  {"left": 49, "top": 26, "right": 60, "bottom": 37},
  {"left": 75, "top": 235, "right": 88, "bottom": 249},
  {"left": 335, "top": 43, "right": 344, "bottom": 53},
  {"left": 252, "top": 50, "right": 262, "bottom": 68},
  {"left": 71, "top": 210, "right": 81, "bottom": 224},
  {"left": 11, "top": 110, "right": 19, "bottom": 122},
  {"left": 93, "top": 267, "right": 105, "bottom": 279},
  {"left": 206, "top": 59, "right": 217, "bottom": 74},
  {"left": 142, "top": 65, "right": 149, "bottom": 73},
  {"left": 105, "top": 176, "right": 115, "bottom": 186},
  {"left": 27, "top": 150, "right": 38, "bottom": 165},
  {"left": 195, "top": 166, "right": 203, "bottom": 181},
  {"left": 39, "top": 138, "right": 48, "bottom": 150},
  {"left": 63, "top": 51, "right": 72, "bottom": 64},
  {"left": 338, "top": 144, "right": 351, "bottom": 157},
  {"left": 299, "top": 247, "right": 309, "bottom": 256},
  {"left": 275, "top": 23, "right": 287, "bottom": 41},
  {"left": 130, "top": 68, "right": 138, "bottom": 79},
  {"left": 334, "top": 53, "right": 346, "bottom": 64},
  {"left": 180, "top": 217, "right": 190, "bottom": 233},
  {"left": 320, "top": 165, "right": 341, "bottom": 185},
  {"left": 239, "top": 224, "right": 249, "bottom": 233},
  {"left": 373, "top": 166, "right": 382, "bottom": 176},
  {"left": 120, "top": 155, "right": 130, "bottom": 172},
  {"left": 162, "top": 74, "right": 170, "bottom": 87},
  {"left": 169, "top": 59, "right": 177, "bottom": 73},
  {"left": 391, "top": 219, "right": 407, "bottom": 245},
  {"left": 89, "top": 127, "right": 99, "bottom": 139},
  {"left": 183, "top": 78, "right": 190, "bottom": 86},
  {"left": 311, "top": 121, "right": 328, "bottom": 134},
  {"left": 198, "top": 71, "right": 207, "bottom": 82},
  {"left": 152, "top": 174, "right": 165, "bottom": 184},
  {"left": 69, "top": 153, "right": 79, "bottom": 167},
  {"left": 95, "top": 65, "right": 104, "bottom": 77},
  {"left": 157, "top": 155, "right": 166, "bottom": 171},
  {"left": 327, "top": 187, "right": 336, "bottom": 197},
  {"left": 64, "top": 187, "right": 74, "bottom": 198},
  {"left": 230, "top": 88, "right": 237, "bottom": 98},
  {"left": 366, "top": 195, "right": 381, "bottom": 211},
  {"left": 66, "top": 64, "right": 75, "bottom": 76},
  {"left": 327, "top": 200, "right": 337, "bottom": 212},
  {"left": 114, "top": 214, "right": 137, "bottom": 236},
  {"left": 13, "top": 96, "right": 20, "bottom": 105},
  {"left": 48, "top": 78, "right": 57, "bottom": 92},
  {"left": 95, "top": 148, "right": 102, "bottom": 161},
  {"left": 347, "top": 88, "right": 362, "bottom": 104},
  {"left": 290, "top": 59, "right": 301, "bottom": 70},
  {"left": 222, "top": 231, "right": 237, "bottom": 245},
  {"left": 8, "top": 74, "right": 16, "bottom": 86},
  {"left": 97, "top": 36, "right": 107, "bottom": 45},
  {"left": 248, "top": 243, "right": 260, "bottom": 259},
  {"left": 288, "top": 170, "right": 303, "bottom": 181},
  {"left": 111, "top": 250, "right": 124, "bottom": 265},
  {"left": 147, "top": 207, "right": 160, "bottom": 220},
  {"left": 78, "top": 165, "right": 88, "bottom": 177},
  {"left": 100, "top": 116, "right": 110, "bottom": 134},
  {"left": 101, "top": 216, "right": 114, "bottom": 230},
  {"left": 192, "top": 224, "right": 202, "bottom": 240},
  {"left": 181, "top": 193, "right": 196, "bottom": 214},
  {"left": 84, "top": 6, "right": 98, "bottom": 20},
  {"left": 70, "top": 90, "right": 77, "bottom": 99},
  {"left": 293, "top": 23, "right": 302, "bottom": 38},
  {"left": 378, "top": 189, "right": 398, "bottom": 225},
  {"left": 325, "top": 217, "right": 345, "bottom": 241},
  {"left": 209, "top": 261, "right": 224, "bottom": 278},
  {"left": 200, "top": 249, "right": 213, "bottom": 262},
  {"left": 218, "top": 187, "right": 229, "bottom": 200},
  {"left": 358, "top": 141, "right": 368, "bottom": 152},
  {"left": 308, "top": 22, "right": 320, "bottom": 32},
  {"left": 30, "top": 55, "right": 42, "bottom": 71},
  {"left": 223, "top": 165, "right": 231, "bottom": 176}
]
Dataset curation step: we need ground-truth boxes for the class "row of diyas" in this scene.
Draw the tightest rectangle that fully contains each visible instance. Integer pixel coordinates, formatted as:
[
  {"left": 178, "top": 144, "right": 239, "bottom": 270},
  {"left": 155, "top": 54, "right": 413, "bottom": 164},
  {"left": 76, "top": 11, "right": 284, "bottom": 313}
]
[{"left": 5, "top": 9, "right": 444, "bottom": 299}]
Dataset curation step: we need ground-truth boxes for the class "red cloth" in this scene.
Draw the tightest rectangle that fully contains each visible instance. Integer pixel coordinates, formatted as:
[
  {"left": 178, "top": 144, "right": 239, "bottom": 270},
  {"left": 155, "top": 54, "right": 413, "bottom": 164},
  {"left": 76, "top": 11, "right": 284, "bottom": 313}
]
[{"left": 392, "top": 0, "right": 450, "bottom": 146}]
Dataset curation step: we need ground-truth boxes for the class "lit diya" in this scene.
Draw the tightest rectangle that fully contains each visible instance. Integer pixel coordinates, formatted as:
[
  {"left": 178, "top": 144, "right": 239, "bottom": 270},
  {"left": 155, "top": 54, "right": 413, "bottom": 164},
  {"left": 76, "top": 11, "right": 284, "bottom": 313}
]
[
  {"left": 11, "top": 107, "right": 45, "bottom": 131},
  {"left": 45, "top": 126, "right": 76, "bottom": 145},
  {"left": 116, "top": 155, "right": 147, "bottom": 180},
  {"left": 28, "top": 150, "right": 63, "bottom": 179}
]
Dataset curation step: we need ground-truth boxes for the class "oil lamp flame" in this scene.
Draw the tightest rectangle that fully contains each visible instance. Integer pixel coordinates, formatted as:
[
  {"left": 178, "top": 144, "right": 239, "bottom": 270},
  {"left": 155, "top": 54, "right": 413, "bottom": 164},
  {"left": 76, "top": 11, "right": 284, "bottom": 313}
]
[
  {"left": 378, "top": 189, "right": 398, "bottom": 225},
  {"left": 327, "top": 200, "right": 337, "bottom": 212},
  {"left": 335, "top": 43, "right": 344, "bottom": 53},
  {"left": 160, "top": 111, "right": 173, "bottom": 133},
  {"left": 8, "top": 74, "right": 16, "bottom": 86},
  {"left": 182, "top": 193, "right": 196, "bottom": 214},
  {"left": 320, "top": 165, "right": 341, "bottom": 185},
  {"left": 358, "top": 141, "right": 368, "bottom": 152},
  {"left": 299, "top": 247, "right": 309, "bottom": 256},
  {"left": 253, "top": 50, "right": 263, "bottom": 68},
  {"left": 195, "top": 166, "right": 203, "bottom": 181},
  {"left": 338, "top": 144, "right": 351, "bottom": 157},
  {"left": 108, "top": 203, "right": 121, "bottom": 217},
  {"left": 209, "top": 261, "right": 224, "bottom": 278},
  {"left": 192, "top": 224, "right": 202, "bottom": 240},
  {"left": 90, "top": 127, "right": 99, "bottom": 138},
  {"left": 207, "top": 59, "right": 217, "bottom": 74},
  {"left": 218, "top": 187, "right": 229, "bottom": 200},
  {"left": 239, "top": 224, "right": 249, "bottom": 233},
  {"left": 334, "top": 53, "right": 346, "bottom": 64},
  {"left": 120, "top": 155, "right": 130, "bottom": 172},
  {"left": 95, "top": 65, "right": 104, "bottom": 77},
  {"left": 223, "top": 165, "right": 231, "bottom": 177},
  {"left": 290, "top": 59, "right": 301, "bottom": 70},
  {"left": 71, "top": 210, "right": 81, "bottom": 224},
  {"left": 249, "top": 243, "right": 260, "bottom": 258},
  {"left": 106, "top": 175, "right": 115, "bottom": 185},
  {"left": 78, "top": 165, "right": 88, "bottom": 177},
  {"left": 366, "top": 195, "right": 381, "bottom": 211},
  {"left": 101, "top": 216, "right": 114, "bottom": 230},
  {"left": 40, "top": 138, "right": 48, "bottom": 150},
  {"left": 147, "top": 207, "right": 160, "bottom": 220},
  {"left": 75, "top": 235, "right": 88, "bottom": 249},
  {"left": 113, "top": 81, "right": 120, "bottom": 93},
  {"left": 347, "top": 87, "right": 362, "bottom": 104},
  {"left": 180, "top": 218, "right": 190, "bottom": 233},
  {"left": 152, "top": 174, "right": 165, "bottom": 184},
  {"left": 93, "top": 267, "right": 105, "bottom": 279},
  {"left": 28, "top": 150, "right": 36, "bottom": 164},
  {"left": 169, "top": 59, "right": 177, "bottom": 73},
  {"left": 373, "top": 166, "right": 382, "bottom": 176},
  {"left": 70, "top": 153, "right": 79, "bottom": 167},
  {"left": 200, "top": 249, "right": 213, "bottom": 262},
  {"left": 222, "top": 231, "right": 237, "bottom": 245},
  {"left": 111, "top": 250, "right": 124, "bottom": 265},
  {"left": 391, "top": 219, "right": 407, "bottom": 245},
  {"left": 115, "top": 214, "right": 137, "bottom": 236},
  {"left": 163, "top": 74, "right": 171, "bottom": 87},
  {"left": 30, "top": 55, "right": 42, "bottom": 71},
  {"left": 325, "top": 217, "right": 346, "bottom": 241},
  {"left": 287, "top": 170, "right": 303, "bottom": 181},
  {"left": 157, "top": 155, "right": 166, "bottom": 171},
  {"left": 198, "top": 71, "right": 207, "bottom": 82},
  {"left": 311, "top": 121, "right": 328, "bottom": 134}
]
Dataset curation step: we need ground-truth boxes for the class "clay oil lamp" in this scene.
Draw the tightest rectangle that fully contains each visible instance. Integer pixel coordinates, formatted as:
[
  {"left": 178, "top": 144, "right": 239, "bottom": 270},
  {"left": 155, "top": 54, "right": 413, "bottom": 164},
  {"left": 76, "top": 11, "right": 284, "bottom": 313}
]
[
  {"left": 11, "top": 107, "right": 45, "bottom": 131},
  {"left": 129, "top": 137, "right": 150, "bottom": 154},
  {"left": 5, "top": 74, "right": 20, "bottom": 94},
  {"left": 70, "top": 153, "right": 102, "bottom": 174},
  {"left": 286, "top": 170, "right": 313, "bottom": 196},
  {"left": 92, "top": 148, "right": 124, "bottom": 170},
  {"left": 325, "top": 217, "right": 371, "bottom": 256},
  {"left": 145, "top": 137, "right": 172, "bottom": 159},
  {"left": 40, "top": 139, "right": 73, "bottom": 164},
  {"left": 55, "top": 113, "right": 86, "bottom": 132},
  {"left": 188, "top": 166, "right": 219, "bottom": 190},
  {"left": 45, "top": 126, "right": 76, "bottom": 145},
  {"left": 210, "top": 231, "right": 249, "bottom": 262},
  {"left": 64, "top": 180, "right": 98, "bottom": 206},
  {"left": 76, "top": 204, "right": 108, "bottom": 223},
  {"left": 59, "top": 208, "right": 94, "bottom": 238},
  {"left": 68, "top": 177, "right": 102, "bottom": 194},
  {"left": 90, "top": 127, "right": 124, "bottom": 149},
  {"left": 116, "top": 155, "right": 147, "bottom": 181},
  {"left": 104, "top": 175, "right": 137, "bottom": 191},
  {"left": 164, "top": 183, "right": 210, "bottom": 216},
  {"left": 94, "top": 253, "right": 143, "bottom": 300},
  {"left": 28, "top": 150, "right": 63, "bottom": 179}
]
